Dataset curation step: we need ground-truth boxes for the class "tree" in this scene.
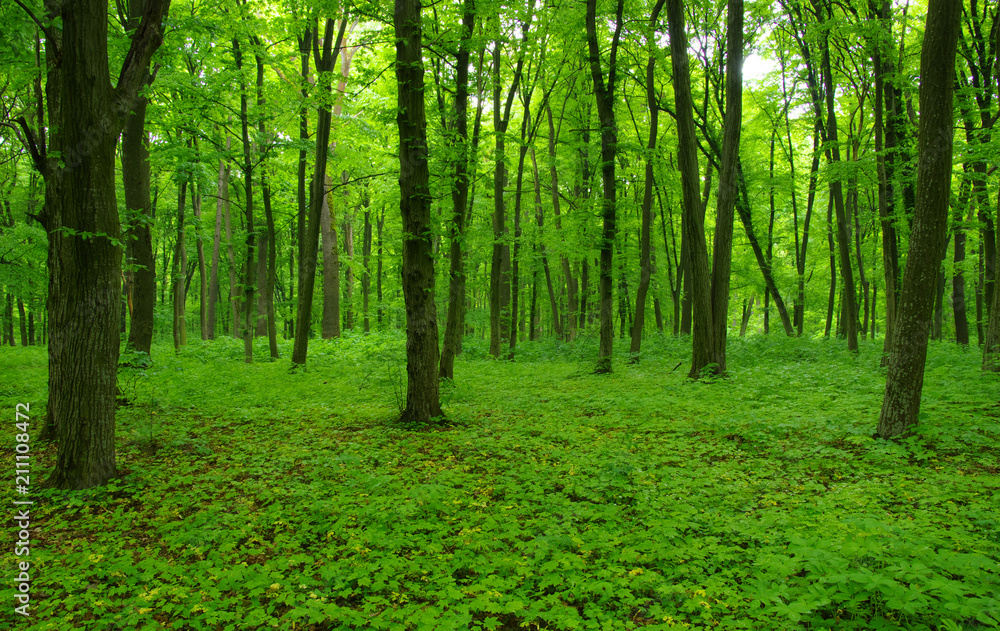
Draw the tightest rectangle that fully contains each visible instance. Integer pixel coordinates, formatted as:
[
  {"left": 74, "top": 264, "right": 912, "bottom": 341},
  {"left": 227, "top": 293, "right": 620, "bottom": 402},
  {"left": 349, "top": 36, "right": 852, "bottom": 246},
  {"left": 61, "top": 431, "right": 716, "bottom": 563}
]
[
  {"left": 35, "top": 0, "right": 171, "bottom": 488},
  {"left": 585, "top": 0, "right": 624, "bottom": 373},
  {"left": 877, "top": 0, "right": 961, "bottom": 438},
  {"left": 668, "top": 0, "right": 714, "bottom": 378},
  {"left": 291, "top": 16, "right": 348, "bottom": 368},
  {"left": 629, "top": 0, "right": 666, "bottom": 357},
  {"left": 439, "top": 0, "right": 476, "bottom": 380},
  {"left": 707, "top": 0, "right": 744, "bottom": 372},
  {"left": 395, "top": 0, "right": 442, "bottom": 423}
]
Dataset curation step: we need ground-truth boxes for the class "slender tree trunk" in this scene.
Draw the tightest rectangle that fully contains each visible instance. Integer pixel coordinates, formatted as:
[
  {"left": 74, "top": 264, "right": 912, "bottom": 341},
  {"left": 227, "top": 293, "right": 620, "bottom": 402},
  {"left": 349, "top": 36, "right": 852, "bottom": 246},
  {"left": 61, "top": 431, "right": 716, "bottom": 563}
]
[
  {"left": 172, "top": 178, "right": 187, "bottom": 350},
  {"left": 488, "top": 31, "right": 528, "bottom": 357},
  {"left": 818, "top": 8, "right": 858, "bottom": 351},
  {"left": 439, "top": 2, "right": 476, "bottom": 378},
  {"left": 343, "top": 209, "right": 355, "bottom": 331},
  {"left": 192, "top": 180, "right": 207, "bottom": 341},
  {"left": 630, "top": 0, "right": 666, "bottom": 356},
  {"left": 207, "top": 135, "right": 230, "bottom": 340},
  {"left": 291, "top": 19, "right": 348, "bottom": 366},
  {"left": 546, "top": 103, "right": 576, "bottom": 341},
  {"left": 121, "top": 63, "right": 155, "bottom": 355},
  {"left": 395, "top": 0, "right": 442, "bottom": 422},
  {"left": 825, "top": 196, "right": 837, "bottom": 338},
  {"left": 668, "top": 0, "right": 714, "bottom": 378},
  {"left": 949, "top": 192, "right": 967, "bottom": 345},
  {"left": 872, "top": 0, "right": 901, "bottom": 362},
  {"left": 321, "top": 173, "right": 341, "bottom": 338},
  {"left": 878, "top": 0, "right": 960, "bottom": 435},
  {"left": 362, "top": 192, "right": 373, "bottom": 334},
  {"left": 586, "top": 0, "right": 625, "bottom": 373},
  {"left": 530, "top": 146, "right": 560, "bottom": 338},
  {"left": 707, "top": 0, "right": 744, "bottom": 371},
  {"left": 233, "top": 37, "right": 256, "bottom": 363}
]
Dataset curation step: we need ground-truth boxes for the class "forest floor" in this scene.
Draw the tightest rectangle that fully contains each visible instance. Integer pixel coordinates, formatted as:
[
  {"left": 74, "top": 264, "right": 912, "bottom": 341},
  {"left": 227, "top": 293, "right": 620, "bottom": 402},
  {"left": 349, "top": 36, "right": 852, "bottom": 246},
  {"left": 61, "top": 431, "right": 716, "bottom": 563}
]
[{"left": 2, "top": 333, "right": 999, "bottom": 630}]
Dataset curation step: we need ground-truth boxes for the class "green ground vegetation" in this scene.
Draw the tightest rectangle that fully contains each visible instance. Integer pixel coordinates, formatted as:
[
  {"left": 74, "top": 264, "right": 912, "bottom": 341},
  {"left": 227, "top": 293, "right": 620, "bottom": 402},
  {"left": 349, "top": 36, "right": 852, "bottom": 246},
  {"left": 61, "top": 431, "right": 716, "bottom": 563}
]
[{"left": 1, "top": 334, "right": 999, "bottom": 630}]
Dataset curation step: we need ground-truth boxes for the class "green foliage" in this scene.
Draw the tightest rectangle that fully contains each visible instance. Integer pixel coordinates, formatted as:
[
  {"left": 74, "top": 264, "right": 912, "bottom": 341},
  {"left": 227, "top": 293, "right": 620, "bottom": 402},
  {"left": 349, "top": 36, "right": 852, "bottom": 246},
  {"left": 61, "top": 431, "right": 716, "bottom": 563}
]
[{"left": 2, "top": 334, "right": 998, "bottom": 630}]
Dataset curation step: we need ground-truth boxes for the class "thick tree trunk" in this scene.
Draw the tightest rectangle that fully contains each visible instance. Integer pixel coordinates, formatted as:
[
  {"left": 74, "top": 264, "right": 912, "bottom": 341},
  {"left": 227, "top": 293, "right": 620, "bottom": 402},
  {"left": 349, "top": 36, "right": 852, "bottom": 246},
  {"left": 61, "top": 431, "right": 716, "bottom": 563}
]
[
  {"left": 395, "top": 0, "right": 442, "bottom": 422},
  {"left": 878, "top": 0, "right": 960, "bottom": 436},
  {"left": 44, "top": 0, "right": 169, "bottom": 489}
]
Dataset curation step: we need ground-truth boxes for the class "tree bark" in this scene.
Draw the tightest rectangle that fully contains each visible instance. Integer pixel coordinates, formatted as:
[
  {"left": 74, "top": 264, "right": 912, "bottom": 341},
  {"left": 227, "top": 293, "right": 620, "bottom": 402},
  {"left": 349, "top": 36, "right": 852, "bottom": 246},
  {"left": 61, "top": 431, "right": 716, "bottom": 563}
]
[
  {"left": 878, "top": 0, "right": 960, "bottom": 436},
  {"left": 585, "top": 0, "right": 624, "bottom": 373},
  {"left": 668, "top": 0, "right": 714, "bottom": 378},
  {"left": 707, "top": 0, "right": 743, "bottom": 371},
  {"left": 172, "top": 177, "right": 187, "bottom": 350},
  {"left": 292, "top": 18, "right": 348, "bottom": 367},
  {"left": 395, "top": 0, "right": 443, "bottom": 422},
  {"left": 321, "top": 173, "right": 341, "bottom": 338},
  {"left": 206, "top": 138, "right": 229, "bottom": 340},
  {"left": 121, "top": 60, "right": 155, "bottom": 355},
  {"left": 630, "top": 0, "right": 666, "bottom": 356},
  {"left": 44, "top": 0, "right": 170, "bottom": 489},
  {"left": 817, "top": 3, "right": 859, "bottom": 351}
]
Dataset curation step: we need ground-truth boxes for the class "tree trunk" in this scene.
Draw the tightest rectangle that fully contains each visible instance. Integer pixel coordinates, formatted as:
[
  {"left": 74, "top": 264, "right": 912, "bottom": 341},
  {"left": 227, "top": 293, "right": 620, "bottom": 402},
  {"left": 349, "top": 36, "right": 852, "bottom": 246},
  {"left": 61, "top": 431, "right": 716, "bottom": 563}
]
[
  {"left": 489, "top": 32, "right": 526, "bottom": 357},
  {"left": 233, "top": 37, "right": 256, "bottom": 363},
  {"left": 433, "top": 1, "right": 473, "bottom": 367},
  {"left": 668, "top": 0, "right": 713, "bottom": 378},
  {"left": 206, "top": 136, "right": 230, "bottom": 340},
  {"left": 192, "top": 179, "right": 207, "bottom": 341},
  {"left": 630, "top": 0, "right": 666, "bottom": 356},
  {"left": 44, "top": 0, "right": 169, "bottom": 489},
  {"left": 321, "top": 173, "right": 341, "bottom": 338},
  {"left": 292, "top": 19, "right": 348, "bottom": 365},
  {"left": 362, "top": 192, "right": 373, "bottom": 334},
  {"left": 343, "top": 209, "right": 355, "bottom": 331},
  {"left": 395, "top": 0, "right": 443, "bottom": 422},
  {"left": 586, "top": 0, "right": 624, "bottom": 373},
  {"left": 121, "top": 63, "right": 155, "bottom": 355},
  {"left": 172, "top": 177, "right": 187, "bottom": 350},
  {"left": 707, "top": 0, "right": 743, "bottom": 371},
  {"left": 878, "top": 0, "right": 960, "bottom": 436},
  {"left": 530, "top": 146, "right": 561, "bottom": 339},
  {"left": 825, "top": 196, "right": 837, "bottom": 338},
  {"left": 818, "top": 8, "right": 858, "bottom": 351},
  {"left": 546, "top": 103, "right": 577, "bottom": 341}
]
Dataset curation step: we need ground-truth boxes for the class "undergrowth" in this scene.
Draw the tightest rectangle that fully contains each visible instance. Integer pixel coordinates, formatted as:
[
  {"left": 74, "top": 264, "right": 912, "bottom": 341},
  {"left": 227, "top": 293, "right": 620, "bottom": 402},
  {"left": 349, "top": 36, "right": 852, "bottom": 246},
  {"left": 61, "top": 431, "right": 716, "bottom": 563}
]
[{"left": 1, "top": 333, "right": 998, "bottom": 630}]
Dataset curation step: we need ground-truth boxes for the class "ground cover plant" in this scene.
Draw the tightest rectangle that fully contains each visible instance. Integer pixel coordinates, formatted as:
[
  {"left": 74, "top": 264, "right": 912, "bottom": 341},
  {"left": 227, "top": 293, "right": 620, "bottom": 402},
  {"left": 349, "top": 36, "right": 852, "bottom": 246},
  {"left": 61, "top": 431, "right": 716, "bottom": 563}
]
[{"left": 2, "top": 333, "right": 999, "bottom": 630}]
